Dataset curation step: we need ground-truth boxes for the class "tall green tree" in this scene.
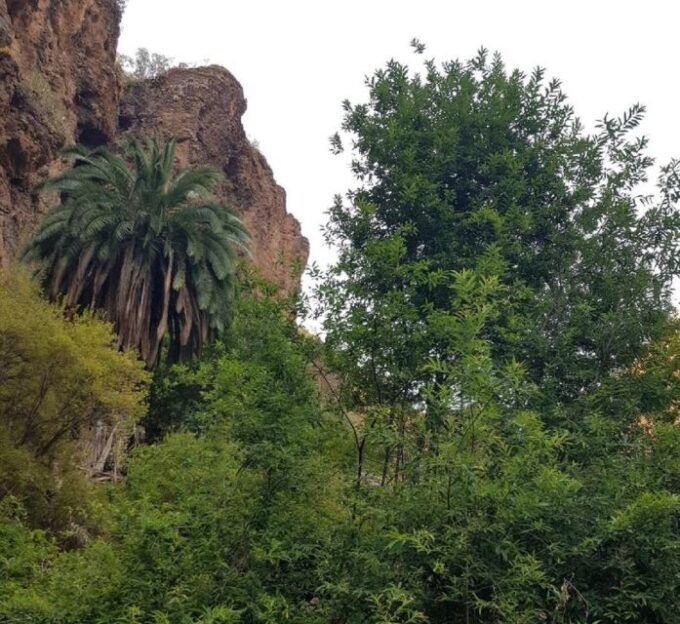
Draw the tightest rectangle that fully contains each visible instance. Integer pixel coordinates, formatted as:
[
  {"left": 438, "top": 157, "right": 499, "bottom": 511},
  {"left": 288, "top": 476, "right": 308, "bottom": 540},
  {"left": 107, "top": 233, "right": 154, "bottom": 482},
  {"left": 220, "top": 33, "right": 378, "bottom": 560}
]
[
  {"left": 22, "top": 137, "right": 250, "bottom": 366},
  {"left": 325, "top": 45, "right": 680, "bottom": 410},
  {"left": 307, "top": 45, "right": 680, "bottom": 624}
]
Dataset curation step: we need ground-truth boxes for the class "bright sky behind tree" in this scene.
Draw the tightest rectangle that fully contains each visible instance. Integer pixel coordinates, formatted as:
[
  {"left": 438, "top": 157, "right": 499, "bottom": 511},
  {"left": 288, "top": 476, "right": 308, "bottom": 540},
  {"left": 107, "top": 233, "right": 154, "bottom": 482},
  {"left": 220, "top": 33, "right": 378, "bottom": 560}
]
[{"left": 119, "top": 0, "right": 680, "bottom": 271}]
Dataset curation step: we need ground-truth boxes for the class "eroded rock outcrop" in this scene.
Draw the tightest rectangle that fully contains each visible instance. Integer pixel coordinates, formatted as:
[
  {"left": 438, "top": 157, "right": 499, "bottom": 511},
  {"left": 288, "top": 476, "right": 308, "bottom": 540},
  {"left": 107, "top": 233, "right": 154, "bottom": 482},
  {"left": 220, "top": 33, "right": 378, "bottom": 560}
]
[
  {"left": 0, "top": 0, "right": 121, "bottom": 267},
  {"left": 120, "top": 67, "right": 309, "bottom": 293},
  {"left": 0, "top": 0, "right": 308, "bottom": 291}
]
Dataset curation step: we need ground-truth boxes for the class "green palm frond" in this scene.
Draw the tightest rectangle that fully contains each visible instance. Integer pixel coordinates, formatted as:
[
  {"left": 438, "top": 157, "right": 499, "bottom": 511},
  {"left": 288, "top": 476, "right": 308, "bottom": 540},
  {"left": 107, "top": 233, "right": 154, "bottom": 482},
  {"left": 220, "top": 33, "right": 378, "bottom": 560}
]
[{"left": 22, "top": 136, "right": 251, "bottom": 367}]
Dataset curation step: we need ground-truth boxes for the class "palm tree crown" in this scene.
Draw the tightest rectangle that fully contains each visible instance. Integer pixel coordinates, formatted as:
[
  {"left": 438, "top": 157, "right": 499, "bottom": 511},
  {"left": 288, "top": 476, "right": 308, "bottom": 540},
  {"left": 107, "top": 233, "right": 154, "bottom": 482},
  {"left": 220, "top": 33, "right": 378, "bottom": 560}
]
[{"left": 22, "top": 137, "right": 250, "bottom": 367}]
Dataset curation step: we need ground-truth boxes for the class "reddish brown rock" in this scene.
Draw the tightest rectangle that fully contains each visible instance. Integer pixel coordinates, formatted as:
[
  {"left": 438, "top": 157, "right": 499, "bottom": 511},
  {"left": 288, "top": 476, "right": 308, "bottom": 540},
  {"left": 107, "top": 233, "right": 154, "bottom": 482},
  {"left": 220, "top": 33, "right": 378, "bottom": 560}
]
[
  {"left": 0, "top": 0, "right": 121, "bottom": 266},
  {"left": 119, "top": 66, "right": 309, "bottom": 293},
  {"left": 0, "top": 1, "right": 308, "bottom": 292}
]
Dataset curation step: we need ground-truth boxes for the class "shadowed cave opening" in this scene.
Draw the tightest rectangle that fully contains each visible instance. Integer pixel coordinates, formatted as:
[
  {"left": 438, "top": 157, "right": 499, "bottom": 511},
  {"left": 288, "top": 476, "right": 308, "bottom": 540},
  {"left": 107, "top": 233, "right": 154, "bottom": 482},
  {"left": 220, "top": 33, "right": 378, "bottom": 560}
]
[{"left": 77, "top": 122, "right": 109, "bottom": 148}]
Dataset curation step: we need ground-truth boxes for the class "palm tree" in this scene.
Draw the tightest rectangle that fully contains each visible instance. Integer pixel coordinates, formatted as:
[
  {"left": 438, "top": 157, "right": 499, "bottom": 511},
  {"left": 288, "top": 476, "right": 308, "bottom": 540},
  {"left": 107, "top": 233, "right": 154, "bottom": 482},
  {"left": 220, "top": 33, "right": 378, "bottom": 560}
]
[{"left": 22, "top": 137, "right": 250, "bottom": 367}]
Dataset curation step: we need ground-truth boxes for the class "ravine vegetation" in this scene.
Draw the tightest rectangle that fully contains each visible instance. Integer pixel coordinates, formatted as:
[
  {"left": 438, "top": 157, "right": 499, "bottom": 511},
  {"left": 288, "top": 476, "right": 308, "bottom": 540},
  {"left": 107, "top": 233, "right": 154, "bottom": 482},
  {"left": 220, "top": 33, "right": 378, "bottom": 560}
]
[{"left": 1, "top": 47, "right": 680, "bottom": 624}]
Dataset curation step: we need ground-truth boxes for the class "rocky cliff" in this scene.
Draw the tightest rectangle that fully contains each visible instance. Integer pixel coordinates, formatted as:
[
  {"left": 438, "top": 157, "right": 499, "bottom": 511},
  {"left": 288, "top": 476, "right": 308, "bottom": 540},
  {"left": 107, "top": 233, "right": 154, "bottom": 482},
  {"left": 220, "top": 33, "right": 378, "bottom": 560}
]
[
  {"left": 0, "top": 0, "right": 121, "bottom": 267},
  {"left": 120, "top": 67, "right": 308, "bottom": 293},
  {"left": 0, "top": 0, "right": 308, "bottom": 292}
]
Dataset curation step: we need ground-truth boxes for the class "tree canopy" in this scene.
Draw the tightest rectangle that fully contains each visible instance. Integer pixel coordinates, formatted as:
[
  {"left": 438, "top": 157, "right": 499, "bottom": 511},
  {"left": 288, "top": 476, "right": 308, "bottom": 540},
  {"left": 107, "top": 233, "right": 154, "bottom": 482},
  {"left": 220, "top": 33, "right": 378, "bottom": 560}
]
[{"left": 324, "top": 47, "right": 680, "bottom": 410}]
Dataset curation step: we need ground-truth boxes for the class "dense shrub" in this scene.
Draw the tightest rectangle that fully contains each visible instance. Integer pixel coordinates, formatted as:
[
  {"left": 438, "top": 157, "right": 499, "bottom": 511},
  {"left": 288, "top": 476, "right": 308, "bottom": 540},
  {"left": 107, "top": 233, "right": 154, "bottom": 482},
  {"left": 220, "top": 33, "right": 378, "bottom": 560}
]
[{"left": 0, "top": 270, "right": 147, "bottom": 532}]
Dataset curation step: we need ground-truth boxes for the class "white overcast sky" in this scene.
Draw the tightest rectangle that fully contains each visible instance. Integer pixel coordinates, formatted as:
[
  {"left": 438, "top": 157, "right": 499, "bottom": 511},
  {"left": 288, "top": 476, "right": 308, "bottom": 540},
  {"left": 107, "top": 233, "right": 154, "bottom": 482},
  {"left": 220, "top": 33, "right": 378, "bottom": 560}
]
[{"left": 119, "top": 0, "right": 680, "bottom": 271}]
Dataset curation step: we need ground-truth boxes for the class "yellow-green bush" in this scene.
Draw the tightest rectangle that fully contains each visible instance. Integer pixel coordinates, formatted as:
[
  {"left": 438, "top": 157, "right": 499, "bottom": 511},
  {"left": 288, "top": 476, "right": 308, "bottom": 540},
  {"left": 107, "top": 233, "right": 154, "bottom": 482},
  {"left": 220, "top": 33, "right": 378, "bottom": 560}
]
[{"left": 0, "top": 269, "right": 148, "bottom": 532}]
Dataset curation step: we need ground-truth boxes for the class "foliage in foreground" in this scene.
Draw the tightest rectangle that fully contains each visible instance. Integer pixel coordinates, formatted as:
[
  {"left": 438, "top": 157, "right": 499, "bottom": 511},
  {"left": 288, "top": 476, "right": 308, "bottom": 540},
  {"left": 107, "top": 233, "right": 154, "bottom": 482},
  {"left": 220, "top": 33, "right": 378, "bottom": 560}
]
[
  {"left": 1, "top": 275, "right": 679, "bottom": 623},
  {"left": 0, "top": 269, "right": 147, "bottom": 533},
  {"left": 0, "top": 278, "right": 345, "bottom": 623}
]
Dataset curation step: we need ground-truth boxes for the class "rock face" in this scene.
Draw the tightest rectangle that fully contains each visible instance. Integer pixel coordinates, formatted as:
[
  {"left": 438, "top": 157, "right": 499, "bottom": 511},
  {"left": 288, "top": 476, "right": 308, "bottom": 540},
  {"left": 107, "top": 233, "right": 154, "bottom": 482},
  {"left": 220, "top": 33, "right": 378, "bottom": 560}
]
[
  {"left": 120, "top": 67, "right": 309, "bottom": 293},
  {"left": 0, "top": 0, "right": 121, "bottom": 268},
  {"left": 0, "top": 1, "right": 308, "bottom": 292}
]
